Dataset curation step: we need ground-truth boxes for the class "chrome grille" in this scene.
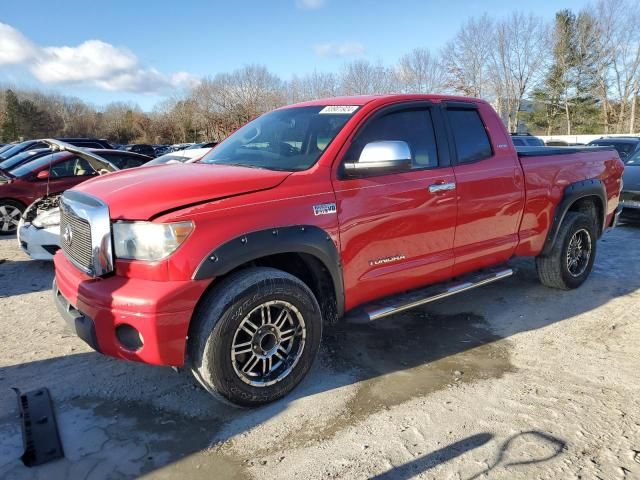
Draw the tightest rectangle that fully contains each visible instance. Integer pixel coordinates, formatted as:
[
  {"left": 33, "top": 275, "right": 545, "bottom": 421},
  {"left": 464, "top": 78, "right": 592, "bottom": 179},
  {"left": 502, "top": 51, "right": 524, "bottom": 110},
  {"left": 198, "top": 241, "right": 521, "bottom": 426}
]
[
  {"left": 60, "top": 207, "right": 93, "bottom": 270},
  {"left": 59, "top": 191, "right": 113, "bottom": 276}
]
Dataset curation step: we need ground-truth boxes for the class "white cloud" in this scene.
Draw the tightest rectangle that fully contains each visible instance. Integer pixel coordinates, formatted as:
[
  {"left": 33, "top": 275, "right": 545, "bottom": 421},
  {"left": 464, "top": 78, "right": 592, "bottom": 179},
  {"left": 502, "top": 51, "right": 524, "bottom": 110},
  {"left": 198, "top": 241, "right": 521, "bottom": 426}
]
[
  {"left": 313, "top": 42, "right": 365, "bottom": 58},
  {"left": 0, "top": 23, "right": 38, "bottom": 64},
  {"left": 32, "top": 40, "right": 138, "bottom": 83},
  {"left": 0, "top": 22, "right": 198, "bottom": 94},
  {"left": 296, "top": 0, "right": 326, "bottom": 9}
]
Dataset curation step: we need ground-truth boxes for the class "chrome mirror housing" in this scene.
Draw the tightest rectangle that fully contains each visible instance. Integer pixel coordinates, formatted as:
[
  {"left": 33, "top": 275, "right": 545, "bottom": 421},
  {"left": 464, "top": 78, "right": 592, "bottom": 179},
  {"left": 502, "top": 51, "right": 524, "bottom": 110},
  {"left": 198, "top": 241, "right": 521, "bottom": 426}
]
[{"left": 344, "top": 140, "right": 412, "bottom": 176}]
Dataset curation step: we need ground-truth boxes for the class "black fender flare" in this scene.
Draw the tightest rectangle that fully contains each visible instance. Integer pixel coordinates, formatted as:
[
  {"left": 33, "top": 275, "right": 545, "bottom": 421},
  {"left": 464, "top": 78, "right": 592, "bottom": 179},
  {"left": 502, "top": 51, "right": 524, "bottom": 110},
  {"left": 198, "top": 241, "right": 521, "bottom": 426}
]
[
  {"left": 192, "top": 225, "right": 344, "bottom": 316},
  {"left": 541, "top": 178, "right": 607, "bottom": 256}
]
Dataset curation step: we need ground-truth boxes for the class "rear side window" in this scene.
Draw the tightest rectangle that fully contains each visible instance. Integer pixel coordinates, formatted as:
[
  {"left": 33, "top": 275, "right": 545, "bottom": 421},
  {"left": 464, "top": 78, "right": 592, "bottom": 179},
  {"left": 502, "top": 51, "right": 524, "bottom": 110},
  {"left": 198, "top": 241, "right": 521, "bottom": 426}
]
[
  {"left": 345, "top": 109, "right": 439, "bottom": 169},
  {"left": 446, "top": 109, "right": 492, "bottom": 164}
]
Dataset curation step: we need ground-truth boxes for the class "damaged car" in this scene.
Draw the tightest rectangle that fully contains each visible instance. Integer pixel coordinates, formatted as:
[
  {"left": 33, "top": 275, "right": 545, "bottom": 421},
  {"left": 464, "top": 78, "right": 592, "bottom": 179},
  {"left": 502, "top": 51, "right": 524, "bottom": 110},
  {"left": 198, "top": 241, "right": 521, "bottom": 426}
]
[{"left": 17, "top": 142, "right": 149, "bottom": 258}]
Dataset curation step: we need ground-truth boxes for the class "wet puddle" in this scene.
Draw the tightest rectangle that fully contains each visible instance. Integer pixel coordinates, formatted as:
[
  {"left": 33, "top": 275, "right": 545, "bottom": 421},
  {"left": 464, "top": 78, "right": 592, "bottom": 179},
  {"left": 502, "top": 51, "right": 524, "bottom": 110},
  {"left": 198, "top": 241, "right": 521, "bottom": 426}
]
[
  {"left": 0, "top": 311, "right": 514, "bottom": 477},
  {"left": 307, "top": 310, "right": 515, "bottom": 442},
  {"left": 0, "top": 397, "right": 247, "bottom": 479}
]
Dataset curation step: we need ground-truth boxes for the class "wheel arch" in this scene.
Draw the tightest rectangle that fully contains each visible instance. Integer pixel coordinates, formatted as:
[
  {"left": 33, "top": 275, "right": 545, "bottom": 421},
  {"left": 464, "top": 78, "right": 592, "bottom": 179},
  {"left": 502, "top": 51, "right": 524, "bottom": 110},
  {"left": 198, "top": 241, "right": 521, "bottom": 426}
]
[
  {"left": 192, "top": 225, "right": 344, "bottom": 322},
  {"left": 0, "top": 198, "right": 26, "bottom": 208},
  {"left": 541, "top": 179, "right": 606, "bottom": 256}
]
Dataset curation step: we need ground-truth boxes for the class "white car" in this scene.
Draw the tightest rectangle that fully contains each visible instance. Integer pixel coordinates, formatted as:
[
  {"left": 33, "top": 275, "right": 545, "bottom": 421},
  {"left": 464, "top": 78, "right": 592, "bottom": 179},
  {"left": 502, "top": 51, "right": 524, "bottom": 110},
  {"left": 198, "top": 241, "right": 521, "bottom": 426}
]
[
  {"left": 144, "top": 147, "right": 212, "bottom": 166},
  {"left": 18, "top": 205, "right": 60, "bottom": 260},
  {"left": 17, "top": 140, "right": 122, "bottom": 261}
]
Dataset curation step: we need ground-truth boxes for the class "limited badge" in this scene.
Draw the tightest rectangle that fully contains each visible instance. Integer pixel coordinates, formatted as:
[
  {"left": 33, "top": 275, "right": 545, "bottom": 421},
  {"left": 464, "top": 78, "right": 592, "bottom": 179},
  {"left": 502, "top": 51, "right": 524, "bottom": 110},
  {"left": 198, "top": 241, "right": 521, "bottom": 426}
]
[{"left": 313, "top": 203, "right": 337, "bottom": 216}]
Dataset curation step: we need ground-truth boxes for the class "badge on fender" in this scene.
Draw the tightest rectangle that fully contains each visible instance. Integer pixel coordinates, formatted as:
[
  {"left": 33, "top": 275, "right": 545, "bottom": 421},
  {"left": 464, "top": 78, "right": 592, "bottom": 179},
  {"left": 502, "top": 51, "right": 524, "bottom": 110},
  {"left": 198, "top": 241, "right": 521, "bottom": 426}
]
[{"left": 313, "top": 203, "right": 337, "bottom": 216}]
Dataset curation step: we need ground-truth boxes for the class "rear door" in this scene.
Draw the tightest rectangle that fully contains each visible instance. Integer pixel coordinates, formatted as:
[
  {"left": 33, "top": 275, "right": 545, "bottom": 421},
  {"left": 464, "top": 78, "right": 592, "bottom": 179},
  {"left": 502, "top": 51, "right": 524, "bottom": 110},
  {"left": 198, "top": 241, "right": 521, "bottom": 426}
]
[
  {"left": 443, "top": 102, "right": 525, "bottom": 276},
  {"left": 333, "top": 103, "right": 458, "bottom": 310}
]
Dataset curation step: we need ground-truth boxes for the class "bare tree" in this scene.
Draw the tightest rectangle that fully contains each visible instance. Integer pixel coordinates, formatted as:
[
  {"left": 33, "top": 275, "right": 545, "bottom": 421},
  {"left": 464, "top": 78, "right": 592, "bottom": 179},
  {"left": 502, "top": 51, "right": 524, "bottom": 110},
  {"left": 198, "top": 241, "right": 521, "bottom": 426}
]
[
  {"left": 489, "top": 13, "right": 548, "bottom": 132},
  {"left": 594, "top": 0, "right": 640, "bottom": 133},
  {"left": 340, "top": 60, "right": 396, "bottom": 95},
  {"left": 286, "top": 71, "right": 339, "bottom": 103},
  {"left": 395, "top": 48, "right": 446, "bottom": 93},
  {"left": 443, "top": 15, "right": 494, "bottom": 97}
]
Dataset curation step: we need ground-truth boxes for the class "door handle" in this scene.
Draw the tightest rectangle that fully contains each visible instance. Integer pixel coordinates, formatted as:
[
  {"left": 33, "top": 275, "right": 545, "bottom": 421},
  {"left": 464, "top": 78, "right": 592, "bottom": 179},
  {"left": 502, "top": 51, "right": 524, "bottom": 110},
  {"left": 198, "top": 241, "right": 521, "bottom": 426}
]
[{"left": 428, "top": 182, "right": 456, "bottom": 193}]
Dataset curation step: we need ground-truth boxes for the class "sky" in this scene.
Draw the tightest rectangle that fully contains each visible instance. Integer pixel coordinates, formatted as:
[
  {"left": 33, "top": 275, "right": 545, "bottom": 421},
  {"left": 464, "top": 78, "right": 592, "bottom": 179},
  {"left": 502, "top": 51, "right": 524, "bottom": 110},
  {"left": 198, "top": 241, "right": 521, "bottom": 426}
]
[{"left": 0, "top": 0, "right": 592, "bottom": 110}]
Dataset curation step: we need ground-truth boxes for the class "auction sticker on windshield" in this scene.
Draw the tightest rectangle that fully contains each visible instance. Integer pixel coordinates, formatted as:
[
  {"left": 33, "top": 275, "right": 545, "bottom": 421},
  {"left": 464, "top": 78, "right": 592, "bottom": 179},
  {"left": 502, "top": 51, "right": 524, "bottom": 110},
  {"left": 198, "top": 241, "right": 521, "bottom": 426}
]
[{"left": 319, "top": 106, "right": 359, "bottom": 114}]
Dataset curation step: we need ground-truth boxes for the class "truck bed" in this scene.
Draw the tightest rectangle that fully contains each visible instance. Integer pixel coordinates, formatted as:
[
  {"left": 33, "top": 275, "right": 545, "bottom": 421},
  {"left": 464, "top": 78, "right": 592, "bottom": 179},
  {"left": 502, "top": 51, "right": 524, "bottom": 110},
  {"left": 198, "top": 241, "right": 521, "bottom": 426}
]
[{"left": 516, "top": 146, "right": 616, "bottom": 157}]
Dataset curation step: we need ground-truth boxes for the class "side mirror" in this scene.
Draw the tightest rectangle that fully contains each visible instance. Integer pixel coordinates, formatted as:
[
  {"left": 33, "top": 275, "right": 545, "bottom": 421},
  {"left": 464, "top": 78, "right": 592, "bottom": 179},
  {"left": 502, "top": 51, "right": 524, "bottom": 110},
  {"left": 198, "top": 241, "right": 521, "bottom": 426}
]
[
  {"left": 344, "top": 141, "right": 412, "bottom": 177},
  {"left": 36, "top": 170, "right": 50, "bottom": 180}
]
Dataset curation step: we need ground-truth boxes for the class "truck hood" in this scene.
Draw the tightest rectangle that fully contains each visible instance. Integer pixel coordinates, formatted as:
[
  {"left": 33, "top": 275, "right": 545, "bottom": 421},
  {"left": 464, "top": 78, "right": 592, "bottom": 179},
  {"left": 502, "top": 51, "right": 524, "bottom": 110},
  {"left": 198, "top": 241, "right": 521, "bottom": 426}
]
[{"left": 72, "top": 163, "right": 291, "bottom": 220}]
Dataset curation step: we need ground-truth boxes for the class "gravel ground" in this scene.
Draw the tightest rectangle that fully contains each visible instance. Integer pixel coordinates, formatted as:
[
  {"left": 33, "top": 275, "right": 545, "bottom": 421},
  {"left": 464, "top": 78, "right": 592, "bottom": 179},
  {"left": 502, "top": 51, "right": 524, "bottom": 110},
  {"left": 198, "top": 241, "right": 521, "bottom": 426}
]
[{"left": 0, "top": 225, "right": 639, "bottom": 479}]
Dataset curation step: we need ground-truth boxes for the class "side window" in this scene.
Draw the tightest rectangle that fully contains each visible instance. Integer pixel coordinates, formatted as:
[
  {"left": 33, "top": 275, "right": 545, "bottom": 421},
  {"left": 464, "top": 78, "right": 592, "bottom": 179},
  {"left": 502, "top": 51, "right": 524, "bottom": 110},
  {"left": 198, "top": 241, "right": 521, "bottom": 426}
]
[
  {"left": 512, "top": 138, "right": 524, "bottom": 146},
  {"left": 102, "top": 154, "right": 125, "bottom": 169},
  {"left": 50, "top": 157, "right": 95, "bottom": 177},
  {"left": 446, "top": 109, "right": 492, "bottom": 164},
  {"left": 345, "top": 109, "right": 439, "bottom": 169}
]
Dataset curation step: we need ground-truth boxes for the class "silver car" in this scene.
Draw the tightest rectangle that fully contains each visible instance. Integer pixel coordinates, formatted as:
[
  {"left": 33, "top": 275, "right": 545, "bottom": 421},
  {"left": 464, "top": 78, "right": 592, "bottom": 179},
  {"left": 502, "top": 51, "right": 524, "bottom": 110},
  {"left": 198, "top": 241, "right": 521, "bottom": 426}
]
[{"left": 620, "top": 149, "right": 640, "bottom": 221}]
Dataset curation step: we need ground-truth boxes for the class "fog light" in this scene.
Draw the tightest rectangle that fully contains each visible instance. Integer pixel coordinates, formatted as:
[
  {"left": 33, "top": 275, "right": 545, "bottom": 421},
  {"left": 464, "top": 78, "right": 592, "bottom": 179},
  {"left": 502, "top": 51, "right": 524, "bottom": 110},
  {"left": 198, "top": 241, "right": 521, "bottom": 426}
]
[{"left": 116, "top": 324, "right": 143, "bottom": 351}]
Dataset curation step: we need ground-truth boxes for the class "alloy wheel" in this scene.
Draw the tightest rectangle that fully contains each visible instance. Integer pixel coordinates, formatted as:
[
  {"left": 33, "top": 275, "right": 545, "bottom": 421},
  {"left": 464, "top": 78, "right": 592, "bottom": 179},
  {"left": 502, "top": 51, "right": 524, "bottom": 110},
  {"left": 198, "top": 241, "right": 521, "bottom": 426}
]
[
  {"left": 231, "top": 300, "right": 307, "bottom": 387},
  {"left": 566, "top": 228, "right": 592, "bottom": 277},
  {"left": 0, "top": 205, "right": 21, "bottom": 233}
]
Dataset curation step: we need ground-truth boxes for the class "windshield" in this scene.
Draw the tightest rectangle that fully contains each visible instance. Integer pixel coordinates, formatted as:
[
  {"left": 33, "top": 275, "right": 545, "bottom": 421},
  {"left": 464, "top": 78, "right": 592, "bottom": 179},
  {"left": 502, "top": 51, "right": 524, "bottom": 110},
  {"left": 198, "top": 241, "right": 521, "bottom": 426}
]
[
  {"left": 0, "top": 144, "right": 15, "bottom": 155},
  {"left": 625, "top": 150, "right": 640, "bottom": 166},
  {"left": 589, "top": 140, "right": 637, "bottom": 159},
  {"left": 0, "top": 149, "right": 49, "bottom": 171},
  {"left": 0, "top": 141, "right": 32, "bottom": 160},
  {"left": 200, "top": 105, "right": 357, "bottom": 171},
  {"left": 9, "top": 152, "right": 68, "bottom": 177}
]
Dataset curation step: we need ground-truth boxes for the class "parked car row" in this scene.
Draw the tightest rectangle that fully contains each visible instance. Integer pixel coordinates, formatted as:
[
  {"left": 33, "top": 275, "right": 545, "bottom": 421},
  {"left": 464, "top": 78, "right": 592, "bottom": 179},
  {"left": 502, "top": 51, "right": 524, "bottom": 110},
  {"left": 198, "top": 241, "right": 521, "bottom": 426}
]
[
  {"left": 117, "top": 141, "right": 218, "bottom": 158},
  {"left": 7, "top": 140, "right": 214, "bottom": 259},
  {"left": 0, "top": 140, "right": 156, "bottom": 234}
]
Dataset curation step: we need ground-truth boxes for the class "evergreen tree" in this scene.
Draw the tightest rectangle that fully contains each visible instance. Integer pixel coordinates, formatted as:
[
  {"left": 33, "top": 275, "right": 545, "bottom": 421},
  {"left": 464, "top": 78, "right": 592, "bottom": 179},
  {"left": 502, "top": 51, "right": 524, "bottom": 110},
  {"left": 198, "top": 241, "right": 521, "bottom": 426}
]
[{"left": 1, "top": 89, "right": 20, "bottom": 142}]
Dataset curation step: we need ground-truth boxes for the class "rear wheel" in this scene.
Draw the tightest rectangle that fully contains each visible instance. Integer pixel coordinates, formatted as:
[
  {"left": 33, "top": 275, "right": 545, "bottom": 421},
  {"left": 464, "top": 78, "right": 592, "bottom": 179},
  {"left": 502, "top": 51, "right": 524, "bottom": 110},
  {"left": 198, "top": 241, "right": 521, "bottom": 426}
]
[
  {"left": 536, "top": 212, "right": 597, "bottom": 290},
  {"left": 188, "top": 267, "right": 322, "bottom": 407},
  {"left": 0, "top": 200, "right": 24, "bottom": 235}
]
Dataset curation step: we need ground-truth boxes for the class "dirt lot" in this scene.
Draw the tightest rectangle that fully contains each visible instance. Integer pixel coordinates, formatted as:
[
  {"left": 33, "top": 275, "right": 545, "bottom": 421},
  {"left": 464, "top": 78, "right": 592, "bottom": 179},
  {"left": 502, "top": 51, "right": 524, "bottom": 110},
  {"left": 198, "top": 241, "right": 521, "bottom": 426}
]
[{"left": 0, "top": 225, "right": 639, "bottom": 480}]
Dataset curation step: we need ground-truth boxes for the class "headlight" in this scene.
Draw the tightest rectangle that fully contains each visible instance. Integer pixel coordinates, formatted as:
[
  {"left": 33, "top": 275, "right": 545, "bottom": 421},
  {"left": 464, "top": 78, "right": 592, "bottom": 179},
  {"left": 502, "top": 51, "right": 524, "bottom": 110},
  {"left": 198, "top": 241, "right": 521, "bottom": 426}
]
[
  {"left": 113, "top": 221, "right": 194, "bottom": 261},
  {"left": 32, "top": 208, "right": 61, "bottom": 229}
]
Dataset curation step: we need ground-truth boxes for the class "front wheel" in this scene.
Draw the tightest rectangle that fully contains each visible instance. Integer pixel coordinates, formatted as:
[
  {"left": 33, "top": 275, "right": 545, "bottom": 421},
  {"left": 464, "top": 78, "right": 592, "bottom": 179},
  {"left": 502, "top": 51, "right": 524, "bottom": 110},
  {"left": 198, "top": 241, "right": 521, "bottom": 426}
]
[
  {"left": 0, "top": 200, "right": 24, "bottom": 235},
  {"left": 188, "top": 267, "right": 322, "bottom": 407},
  {"left": 536, "top": 212, "right": 597, "bottom": 290}
]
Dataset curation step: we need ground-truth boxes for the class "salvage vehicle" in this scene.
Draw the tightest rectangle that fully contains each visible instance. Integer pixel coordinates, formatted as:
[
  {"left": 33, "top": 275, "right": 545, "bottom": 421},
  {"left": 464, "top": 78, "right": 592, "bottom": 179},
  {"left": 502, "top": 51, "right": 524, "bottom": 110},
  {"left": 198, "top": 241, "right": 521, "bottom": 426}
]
[
  {"left": 17, "top": 149, "right": 151, "bottom": 257},
  {"left": 0, "top": 138, "right": 113, "bottom": 162},
  {"left": 619, "top": 149, "right": 640, "bottom": 222},
  {"left": 17, "top": 194, "right": 62, "bottom": 260},
  {"left": 587, "top": 136, "right": 640, "bottom": 160},
  {"left": 0, "top": 148, "right": 53, "bottom": 173},
  {"left": 0, "top": 146, "right": 149, "bottom": 235},
  {"left": 510, "top": 133, "right": 544, "bottom": 147},
  {"left": 52, "top": 95, "right": 624, "bottom": 406},
  {"left": 144, "top": 147, "right": 213, "bottom": 166}
]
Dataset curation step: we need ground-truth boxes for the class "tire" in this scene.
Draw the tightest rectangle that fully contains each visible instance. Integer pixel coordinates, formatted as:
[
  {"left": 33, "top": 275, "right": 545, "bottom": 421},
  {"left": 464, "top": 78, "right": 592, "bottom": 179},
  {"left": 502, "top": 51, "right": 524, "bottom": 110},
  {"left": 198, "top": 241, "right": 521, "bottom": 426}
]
[
  {"left": 0, "top": 200, "right": 25, "bottom": 235},
  {"left": 536, "top": 212, "right": 597, "bottom": 290},
  {"left": 188, "top": 267, "right": 322, "bottom": 407}
]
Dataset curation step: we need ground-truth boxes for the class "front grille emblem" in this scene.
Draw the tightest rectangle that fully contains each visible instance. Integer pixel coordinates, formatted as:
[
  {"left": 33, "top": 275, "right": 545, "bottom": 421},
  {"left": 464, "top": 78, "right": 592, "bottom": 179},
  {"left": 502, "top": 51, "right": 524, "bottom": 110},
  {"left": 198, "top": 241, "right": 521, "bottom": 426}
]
[{"left": 63, "top": 225, "right": 73, "bottom": 246}]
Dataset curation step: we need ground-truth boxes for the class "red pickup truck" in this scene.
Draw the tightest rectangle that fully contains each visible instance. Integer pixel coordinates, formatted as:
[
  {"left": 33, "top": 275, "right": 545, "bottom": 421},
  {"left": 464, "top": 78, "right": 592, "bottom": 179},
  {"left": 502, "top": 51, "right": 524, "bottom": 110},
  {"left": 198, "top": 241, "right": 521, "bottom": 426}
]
[{"left": 53, "top": 95, "right": 624, "bottom": 406}]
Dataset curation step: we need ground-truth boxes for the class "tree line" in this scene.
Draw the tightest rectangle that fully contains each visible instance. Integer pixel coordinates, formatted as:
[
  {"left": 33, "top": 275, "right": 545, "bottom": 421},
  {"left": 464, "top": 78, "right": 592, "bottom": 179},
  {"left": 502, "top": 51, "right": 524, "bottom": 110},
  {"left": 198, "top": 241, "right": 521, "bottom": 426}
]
[{"left": 1, "top": 0, "right": 638, "bottom": 144}]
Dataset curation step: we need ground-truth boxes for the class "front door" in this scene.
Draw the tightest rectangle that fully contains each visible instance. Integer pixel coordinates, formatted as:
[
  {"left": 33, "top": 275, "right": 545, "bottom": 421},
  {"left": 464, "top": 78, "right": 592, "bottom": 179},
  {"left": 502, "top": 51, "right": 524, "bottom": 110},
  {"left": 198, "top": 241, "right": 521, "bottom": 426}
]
[{"left": 332, "top": 104, "right": 458, "bottom": 311}]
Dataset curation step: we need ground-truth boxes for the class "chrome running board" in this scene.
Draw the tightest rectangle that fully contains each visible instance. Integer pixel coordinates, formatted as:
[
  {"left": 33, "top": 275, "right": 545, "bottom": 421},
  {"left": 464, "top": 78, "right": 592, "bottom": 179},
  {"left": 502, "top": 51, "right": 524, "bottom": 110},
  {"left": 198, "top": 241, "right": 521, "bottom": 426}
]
[{"left": 345, "top": 266, "right": 513, "bottom": 324}]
